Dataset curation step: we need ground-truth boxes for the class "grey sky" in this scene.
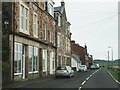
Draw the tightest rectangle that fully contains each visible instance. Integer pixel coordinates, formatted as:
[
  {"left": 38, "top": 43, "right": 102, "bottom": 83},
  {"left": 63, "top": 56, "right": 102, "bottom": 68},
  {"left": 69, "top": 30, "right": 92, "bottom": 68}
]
[{"left": 54, "top": 0, "right": 119, "bottom": 60}]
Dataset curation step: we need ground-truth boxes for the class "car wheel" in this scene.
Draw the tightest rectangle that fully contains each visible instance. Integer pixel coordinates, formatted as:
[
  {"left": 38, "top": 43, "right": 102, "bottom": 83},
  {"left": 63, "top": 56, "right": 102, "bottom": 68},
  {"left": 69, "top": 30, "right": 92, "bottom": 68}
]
[{"left": 68, "top": 75, "right": 71, "bottom": 78}]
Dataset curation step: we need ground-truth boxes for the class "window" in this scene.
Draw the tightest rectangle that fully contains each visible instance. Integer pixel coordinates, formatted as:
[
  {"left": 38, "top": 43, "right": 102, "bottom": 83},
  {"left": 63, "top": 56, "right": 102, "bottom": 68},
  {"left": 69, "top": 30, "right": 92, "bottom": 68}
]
[
  {"left": 33, "top": 13, "right": 38, "bottom": 38},
  {"left": 20, "top": 3, "right": 29, "bottom": 34},
  {"left": 29, "top": 46, "right": 38, "bottom": 73},
  {"left": 57, "top": 34, "right": 60, "bottom": 47},
  {"left": 58, "top": 14, "right": 61, "bottom": 26},
  {"left": 44, "top": 18, "right": 47, "bottom": 41},
  {"left": 49, "top": 3, "right": 54, "bottom": 16},
  {"left": 42, "top": 49, "right": 47, "bottom": 72},
  {"left": 14, "top": 42, "right": 22, "bottom": 75}
]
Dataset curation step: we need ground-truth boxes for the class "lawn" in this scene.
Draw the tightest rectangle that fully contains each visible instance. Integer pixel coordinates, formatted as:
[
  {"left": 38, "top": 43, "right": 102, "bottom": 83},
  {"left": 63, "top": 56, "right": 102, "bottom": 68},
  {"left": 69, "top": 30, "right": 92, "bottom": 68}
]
[{"left": 108, "top": 68, "right": 120, "bottom": 82}]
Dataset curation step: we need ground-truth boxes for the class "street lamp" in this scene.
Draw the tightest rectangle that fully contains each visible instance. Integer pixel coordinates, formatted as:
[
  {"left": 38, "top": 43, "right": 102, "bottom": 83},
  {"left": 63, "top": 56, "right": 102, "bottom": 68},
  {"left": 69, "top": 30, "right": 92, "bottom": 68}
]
[{"left": 108, "top": 46, "right": 113, "bottom": 67}]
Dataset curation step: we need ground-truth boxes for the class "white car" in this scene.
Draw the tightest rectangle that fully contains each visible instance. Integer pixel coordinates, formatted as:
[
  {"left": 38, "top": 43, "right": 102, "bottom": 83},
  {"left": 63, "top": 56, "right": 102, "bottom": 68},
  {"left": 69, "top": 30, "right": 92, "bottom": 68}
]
[
  {"left": 90, "top": 65, "right": 96, "bottom": 69},
  {"left": 90, "top": 64, "right": 100, "bottom": 69},
  {"left": 55, "top": 65, "right": 74, "bottom": 78},
  {"left": 79, "top": 65, "right": 87, "bottom": 72}
]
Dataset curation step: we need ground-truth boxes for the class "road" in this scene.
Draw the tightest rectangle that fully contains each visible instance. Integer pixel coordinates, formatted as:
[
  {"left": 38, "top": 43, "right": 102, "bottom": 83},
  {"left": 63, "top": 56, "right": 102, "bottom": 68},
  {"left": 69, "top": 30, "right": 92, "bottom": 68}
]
[
  {"left": 81, "top": 68, "right": 120, "bottom": 89},
  {"left": 22, "top": 68, "right": 119, "bottom": 89}
]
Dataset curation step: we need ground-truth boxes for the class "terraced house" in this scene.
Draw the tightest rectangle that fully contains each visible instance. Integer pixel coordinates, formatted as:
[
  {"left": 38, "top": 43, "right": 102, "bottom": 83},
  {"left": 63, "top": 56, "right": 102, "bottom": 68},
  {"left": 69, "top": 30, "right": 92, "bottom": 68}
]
[
  {"left": 54, "top": 1, "right": 72, "bottom": 67},
  {"left": 2, "top": 0, "right": 58, "bottom": 83}
]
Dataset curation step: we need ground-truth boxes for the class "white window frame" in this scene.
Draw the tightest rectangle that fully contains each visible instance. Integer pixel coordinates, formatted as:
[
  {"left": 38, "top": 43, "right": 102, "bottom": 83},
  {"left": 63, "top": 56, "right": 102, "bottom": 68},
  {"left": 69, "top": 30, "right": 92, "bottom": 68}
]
[
  {"left": 14, "top": 42, "right": 22, "bottom": 75},
  {"left": 20, "top": 2, "right": 29, "bottom": 35},
  {"left": 28, "top": 46, "right": 38, "bottom": 74},
  {"left": 49, "top": 3, "right": 54, "bottom": 16},
  {"left": 33, "top": 12, "right": 38, "bottom": 38},
  {"left": 33, "top": 47, "right": 38, "bottom": 72},
  {"left": 42, "top": 49, "right": 47, "bottom": 72},
  {"left": 58, "top": 14, "right": 61, "bottom": 26}
]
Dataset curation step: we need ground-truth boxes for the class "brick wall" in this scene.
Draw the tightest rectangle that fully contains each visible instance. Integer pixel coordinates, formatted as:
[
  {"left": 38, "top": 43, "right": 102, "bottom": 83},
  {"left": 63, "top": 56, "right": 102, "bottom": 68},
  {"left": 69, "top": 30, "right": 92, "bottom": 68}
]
[{"left": 71, "top": 42, "right": 87, "bottom": 65}]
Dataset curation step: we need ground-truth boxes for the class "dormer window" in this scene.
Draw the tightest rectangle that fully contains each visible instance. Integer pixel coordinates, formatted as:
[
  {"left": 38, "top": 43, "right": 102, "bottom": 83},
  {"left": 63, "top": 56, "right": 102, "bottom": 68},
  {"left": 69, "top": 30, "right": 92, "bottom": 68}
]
[{"left": 44, "top": 0, "right": 54, "bottom": 17}]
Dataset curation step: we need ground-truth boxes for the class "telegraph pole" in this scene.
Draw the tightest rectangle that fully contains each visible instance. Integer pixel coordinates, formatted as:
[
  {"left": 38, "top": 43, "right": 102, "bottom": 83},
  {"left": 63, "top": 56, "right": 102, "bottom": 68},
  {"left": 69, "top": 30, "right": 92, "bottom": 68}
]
[{"left": 108, "top": 51, "right": 109, "bottom": 69}]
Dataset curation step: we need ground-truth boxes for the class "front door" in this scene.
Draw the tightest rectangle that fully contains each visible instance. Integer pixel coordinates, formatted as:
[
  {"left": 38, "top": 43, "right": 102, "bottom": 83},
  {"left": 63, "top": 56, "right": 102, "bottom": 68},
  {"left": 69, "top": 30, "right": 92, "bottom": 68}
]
[{"left": 22, "top": 45, "right": 25, "bottom": 79}]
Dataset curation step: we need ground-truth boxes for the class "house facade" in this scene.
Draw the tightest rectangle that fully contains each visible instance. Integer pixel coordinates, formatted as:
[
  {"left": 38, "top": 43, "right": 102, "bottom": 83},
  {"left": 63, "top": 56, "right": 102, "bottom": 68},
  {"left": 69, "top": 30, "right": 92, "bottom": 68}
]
[
  {"left": 71, "top": 40, "right": 91, "bottom": 68},
  {"left": 54, "top": 1, "right": 71, "bottom": 67},
  {"left": 71, "top": 52, "right": 81, "bottom": 71},
  {"left": 2, "top": 0, "right": 57, "bottom": 84}
]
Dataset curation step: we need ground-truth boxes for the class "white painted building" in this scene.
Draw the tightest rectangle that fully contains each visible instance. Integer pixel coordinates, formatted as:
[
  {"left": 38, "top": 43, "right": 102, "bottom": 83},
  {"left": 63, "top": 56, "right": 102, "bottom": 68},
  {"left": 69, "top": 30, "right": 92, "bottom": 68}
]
[{"left": 71, "top": 54, "right": 81, "bottom": 71}]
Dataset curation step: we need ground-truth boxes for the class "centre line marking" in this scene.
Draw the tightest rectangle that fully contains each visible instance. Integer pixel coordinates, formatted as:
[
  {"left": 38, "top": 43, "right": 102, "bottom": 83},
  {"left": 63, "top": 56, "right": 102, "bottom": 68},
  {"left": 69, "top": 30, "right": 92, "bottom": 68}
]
[
  {"left": 86, "top": 77, "right": 89, "bottom": 80},
  {"left": 81, "top": 81, "right": 86, "bottom": 85},
  {"left": 78, "top": 87, "right": 82, "bottom": 90},
  {"left": 90, "top": 75, "right": 92, "bottom": 77}
]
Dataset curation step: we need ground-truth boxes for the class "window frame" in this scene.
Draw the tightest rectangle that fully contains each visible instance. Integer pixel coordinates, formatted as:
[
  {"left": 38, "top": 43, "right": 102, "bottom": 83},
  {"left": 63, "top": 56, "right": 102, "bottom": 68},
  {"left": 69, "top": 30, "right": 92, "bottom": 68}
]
[
  {"left": 20, "top": 2, "right": 29, "bottom": 35},
  {"left": 14, "top": 42, "right": 22, "bottom": 75},
  {"left": 33, "top": 12, "right": 38, "bottom": 38},
  {"left": 42, "top": 49, "right": 47, "bottom": 72},
  {"left": 28, "top": 46, "right": 38, "bottom": 74}
]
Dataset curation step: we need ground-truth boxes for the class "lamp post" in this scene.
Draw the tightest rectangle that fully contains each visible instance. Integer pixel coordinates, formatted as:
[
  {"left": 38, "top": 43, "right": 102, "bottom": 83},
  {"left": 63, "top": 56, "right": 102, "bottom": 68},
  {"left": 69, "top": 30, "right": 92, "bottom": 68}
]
[{"left": 108, "top": 46, "right": 113, "bottom": 68}]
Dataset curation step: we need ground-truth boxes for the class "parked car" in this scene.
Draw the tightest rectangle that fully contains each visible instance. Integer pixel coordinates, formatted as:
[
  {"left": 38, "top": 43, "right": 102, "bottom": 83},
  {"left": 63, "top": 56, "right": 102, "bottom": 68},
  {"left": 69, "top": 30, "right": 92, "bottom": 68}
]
[
  {"left": 90, "top": 65, "right": 96, "bottom": 69},
  {"left": 90, "top": 64, "right": 100, "bottom": 69},
  {"left": 95, "top": 64, "right": 100, "bottom": 69},
  {"left": 79, "top": 65, "right": 87, "bottom": 72},
  {"left": 55, "top": 65, "right": 74, "bottom": 78}
]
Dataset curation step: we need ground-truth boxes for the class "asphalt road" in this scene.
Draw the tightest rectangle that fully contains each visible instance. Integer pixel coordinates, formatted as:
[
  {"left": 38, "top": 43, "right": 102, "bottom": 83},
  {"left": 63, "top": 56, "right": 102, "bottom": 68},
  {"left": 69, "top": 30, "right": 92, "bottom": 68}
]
[
  {"left": 81, "top": 68, "right": 120, "bottom": 89},
  {"left": 23, "top": 69, "right": 96, "bottom": 88},
  {"left": 23, "top": 68, "right": 120, "bottom": 89}
]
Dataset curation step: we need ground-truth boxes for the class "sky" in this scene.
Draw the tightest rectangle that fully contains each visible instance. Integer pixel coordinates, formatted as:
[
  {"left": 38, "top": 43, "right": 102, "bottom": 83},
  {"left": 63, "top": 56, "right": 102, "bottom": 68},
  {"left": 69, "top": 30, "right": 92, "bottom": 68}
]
[{"left": 54, "top": 0, "right": 119, "bottom": 60}]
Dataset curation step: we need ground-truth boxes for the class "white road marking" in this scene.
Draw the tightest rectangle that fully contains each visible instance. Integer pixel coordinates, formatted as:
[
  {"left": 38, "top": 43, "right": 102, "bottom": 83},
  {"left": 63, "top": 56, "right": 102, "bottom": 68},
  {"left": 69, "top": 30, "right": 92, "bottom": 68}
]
[
  {"left": 81, "top": 80, "right": 86, "bottom": 85},
  {"left": 79, "top": 69, "right": 100, "bottom": 89},
  {"left": 78, "top": 87, "right": 82, "bottom": 90},
  {"left": 86, "top": 77, "right": 89, "bottom": 81},
  {"left": 90, "top": 75, "right": 92, "bottom": 77},
  {"left": 107, "top": 69, "right": 120, "bottom": 85}
]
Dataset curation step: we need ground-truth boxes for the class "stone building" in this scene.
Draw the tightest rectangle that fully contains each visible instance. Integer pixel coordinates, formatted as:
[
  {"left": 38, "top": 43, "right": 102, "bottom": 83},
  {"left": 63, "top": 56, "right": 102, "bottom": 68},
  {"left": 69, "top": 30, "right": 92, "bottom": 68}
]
[
  {"left": 2, "top": 0, "right": 57, "bottom": 84},
  {"left": 54, "top": 1, "right": 71, "bottom": 67}
]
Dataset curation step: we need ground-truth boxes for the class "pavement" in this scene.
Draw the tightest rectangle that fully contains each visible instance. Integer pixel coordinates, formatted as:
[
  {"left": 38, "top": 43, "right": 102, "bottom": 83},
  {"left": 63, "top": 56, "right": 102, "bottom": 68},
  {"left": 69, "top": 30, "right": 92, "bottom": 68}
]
[{"left": 2, "top": 75, "right": 54, "bottom": 89}]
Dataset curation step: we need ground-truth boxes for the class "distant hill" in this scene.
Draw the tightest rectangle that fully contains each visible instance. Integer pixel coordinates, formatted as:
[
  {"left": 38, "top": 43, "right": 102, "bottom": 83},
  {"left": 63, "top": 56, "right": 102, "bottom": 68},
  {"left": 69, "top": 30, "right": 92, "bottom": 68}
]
[{"left": 93, "top": 59, "right": 120, "bottom": 66}]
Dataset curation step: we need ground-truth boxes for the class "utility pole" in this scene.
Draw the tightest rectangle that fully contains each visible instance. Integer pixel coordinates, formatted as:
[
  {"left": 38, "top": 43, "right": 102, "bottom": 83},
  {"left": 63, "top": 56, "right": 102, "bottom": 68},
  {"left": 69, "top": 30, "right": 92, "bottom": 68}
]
[
  {"left": 108, "top": 46, "right": 113, "bottom": 68},
  {"left": 108, "top": 51, "right": 109, "bottom": 69}
]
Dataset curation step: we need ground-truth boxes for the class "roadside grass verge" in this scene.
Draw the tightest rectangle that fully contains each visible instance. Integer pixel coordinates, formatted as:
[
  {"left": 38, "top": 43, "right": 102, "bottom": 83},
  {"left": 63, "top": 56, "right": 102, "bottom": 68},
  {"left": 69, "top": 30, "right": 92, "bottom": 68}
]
[{"left": 108, "top": 68, "right": 120, "bottom": 82}]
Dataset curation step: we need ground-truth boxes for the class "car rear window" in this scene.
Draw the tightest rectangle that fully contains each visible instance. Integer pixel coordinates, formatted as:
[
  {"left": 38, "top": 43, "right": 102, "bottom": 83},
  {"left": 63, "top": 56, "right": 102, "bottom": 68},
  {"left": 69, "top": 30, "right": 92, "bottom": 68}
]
[
  {"left": 57, "top": 67, "right": 66, "bottom": 70},
  {"left": 80, "top": 66, "right": 85, "bottom": 67}
]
